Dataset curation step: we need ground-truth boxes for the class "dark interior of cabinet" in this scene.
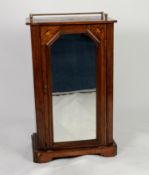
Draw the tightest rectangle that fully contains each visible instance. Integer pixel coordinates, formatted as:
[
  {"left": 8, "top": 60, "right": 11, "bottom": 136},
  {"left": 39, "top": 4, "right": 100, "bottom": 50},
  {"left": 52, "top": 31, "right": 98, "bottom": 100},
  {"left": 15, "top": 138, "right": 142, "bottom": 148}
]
[{"left": 51, "top": 34, "right": 96, "bottom": 93}]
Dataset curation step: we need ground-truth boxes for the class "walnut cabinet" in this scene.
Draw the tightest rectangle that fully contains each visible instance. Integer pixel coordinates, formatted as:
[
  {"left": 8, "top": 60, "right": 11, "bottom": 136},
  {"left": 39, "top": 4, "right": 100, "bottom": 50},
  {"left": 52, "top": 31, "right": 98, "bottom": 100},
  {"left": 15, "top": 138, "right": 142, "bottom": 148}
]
[{"left": 26, "top": 12, "right": 117, "bottom": 163}]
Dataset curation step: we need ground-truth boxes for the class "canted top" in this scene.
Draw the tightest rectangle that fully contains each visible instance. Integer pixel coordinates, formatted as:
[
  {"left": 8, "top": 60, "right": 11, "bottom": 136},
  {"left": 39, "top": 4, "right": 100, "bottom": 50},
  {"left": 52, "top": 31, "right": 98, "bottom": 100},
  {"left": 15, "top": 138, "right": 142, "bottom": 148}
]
[{"left": 26, "top": 12, "right": 117, "bottom": 25}]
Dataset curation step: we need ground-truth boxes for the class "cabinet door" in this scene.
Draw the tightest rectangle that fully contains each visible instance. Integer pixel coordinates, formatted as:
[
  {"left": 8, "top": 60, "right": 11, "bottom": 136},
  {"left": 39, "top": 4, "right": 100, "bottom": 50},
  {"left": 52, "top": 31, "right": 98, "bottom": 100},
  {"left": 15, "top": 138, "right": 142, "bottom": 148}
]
[{"left": 40, "top": 24, "right": 107, "bottom": 149}]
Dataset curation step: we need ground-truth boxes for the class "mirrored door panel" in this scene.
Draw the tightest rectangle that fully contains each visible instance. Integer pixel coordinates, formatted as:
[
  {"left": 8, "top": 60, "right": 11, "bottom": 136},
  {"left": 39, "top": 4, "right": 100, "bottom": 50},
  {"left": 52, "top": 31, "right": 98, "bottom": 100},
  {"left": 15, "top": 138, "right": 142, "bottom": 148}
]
[{"left": 50, "top": 33, "right": 97, "bottom": 142}]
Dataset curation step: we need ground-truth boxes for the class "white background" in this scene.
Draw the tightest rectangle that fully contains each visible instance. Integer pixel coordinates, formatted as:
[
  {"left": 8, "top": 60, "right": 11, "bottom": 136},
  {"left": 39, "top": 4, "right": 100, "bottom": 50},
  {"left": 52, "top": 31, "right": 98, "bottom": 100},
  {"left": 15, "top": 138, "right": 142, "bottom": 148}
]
[{"left": 0, "top": 0, "right": 149, "bottom": 175}]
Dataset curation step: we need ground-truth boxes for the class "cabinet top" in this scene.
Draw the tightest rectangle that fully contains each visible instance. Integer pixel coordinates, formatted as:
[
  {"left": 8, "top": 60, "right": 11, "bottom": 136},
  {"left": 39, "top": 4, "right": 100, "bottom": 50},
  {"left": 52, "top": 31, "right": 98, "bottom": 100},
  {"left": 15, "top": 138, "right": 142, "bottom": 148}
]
[{"left": 26, "top": 12, "right": 117, "bottom": 25}]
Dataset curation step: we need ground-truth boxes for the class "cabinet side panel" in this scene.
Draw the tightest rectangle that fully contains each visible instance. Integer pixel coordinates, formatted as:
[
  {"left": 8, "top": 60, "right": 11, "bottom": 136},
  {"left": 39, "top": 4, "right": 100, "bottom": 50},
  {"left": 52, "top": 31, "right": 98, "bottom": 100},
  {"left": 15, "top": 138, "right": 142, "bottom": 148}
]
[
  {"left": 30, "top": 26, "right": 46, "bottom": 148},
  {"left": 106, "top": 23, "right": 114, "bottom": 144}
]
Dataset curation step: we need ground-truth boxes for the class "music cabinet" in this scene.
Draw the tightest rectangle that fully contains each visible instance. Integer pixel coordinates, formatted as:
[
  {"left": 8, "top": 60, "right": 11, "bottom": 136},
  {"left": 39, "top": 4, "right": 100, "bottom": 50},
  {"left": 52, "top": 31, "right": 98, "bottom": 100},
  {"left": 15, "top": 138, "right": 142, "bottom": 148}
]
[{"left": 26, "top": 12, "right": 117, "bottom": 163}]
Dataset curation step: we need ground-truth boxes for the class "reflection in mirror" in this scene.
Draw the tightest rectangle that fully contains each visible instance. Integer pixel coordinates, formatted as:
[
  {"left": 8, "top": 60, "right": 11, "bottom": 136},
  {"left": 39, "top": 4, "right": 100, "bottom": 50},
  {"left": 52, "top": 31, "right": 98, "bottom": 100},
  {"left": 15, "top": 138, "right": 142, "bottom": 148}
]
[{"left": 51, "top": 34, "right": 97, "bottom": 142}]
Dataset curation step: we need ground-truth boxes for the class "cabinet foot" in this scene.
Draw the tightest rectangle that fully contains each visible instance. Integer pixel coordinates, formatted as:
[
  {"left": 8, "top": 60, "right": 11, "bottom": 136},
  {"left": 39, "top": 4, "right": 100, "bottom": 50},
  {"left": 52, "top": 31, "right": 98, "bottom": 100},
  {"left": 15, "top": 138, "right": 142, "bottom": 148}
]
[{"left": 32, "top": 133, "right": 117, "bottom": 163}]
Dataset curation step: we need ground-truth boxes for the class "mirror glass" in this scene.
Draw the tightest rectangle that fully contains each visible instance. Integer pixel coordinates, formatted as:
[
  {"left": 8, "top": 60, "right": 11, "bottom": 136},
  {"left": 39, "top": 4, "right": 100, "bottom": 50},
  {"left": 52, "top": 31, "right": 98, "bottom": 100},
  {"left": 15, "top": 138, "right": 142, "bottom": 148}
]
[{"left": 51, "top": 34, "right": 97, "bottom": 142}]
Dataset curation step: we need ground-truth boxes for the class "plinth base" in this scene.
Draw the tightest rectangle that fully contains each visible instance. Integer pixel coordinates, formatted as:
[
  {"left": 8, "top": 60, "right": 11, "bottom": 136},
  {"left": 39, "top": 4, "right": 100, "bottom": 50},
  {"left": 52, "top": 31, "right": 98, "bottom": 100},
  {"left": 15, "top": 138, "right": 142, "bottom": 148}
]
[{"left": 32, "top": 133, "right": 117, "bottom": 163}]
